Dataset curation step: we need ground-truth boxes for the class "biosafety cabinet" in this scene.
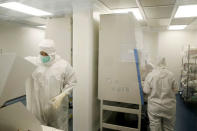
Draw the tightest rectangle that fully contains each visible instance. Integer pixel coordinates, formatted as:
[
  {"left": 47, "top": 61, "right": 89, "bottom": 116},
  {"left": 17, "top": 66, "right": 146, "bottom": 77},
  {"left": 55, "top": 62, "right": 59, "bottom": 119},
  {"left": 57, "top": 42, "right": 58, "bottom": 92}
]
[{"left": 98, "top": 14, "right": 144, "bottom": 131}]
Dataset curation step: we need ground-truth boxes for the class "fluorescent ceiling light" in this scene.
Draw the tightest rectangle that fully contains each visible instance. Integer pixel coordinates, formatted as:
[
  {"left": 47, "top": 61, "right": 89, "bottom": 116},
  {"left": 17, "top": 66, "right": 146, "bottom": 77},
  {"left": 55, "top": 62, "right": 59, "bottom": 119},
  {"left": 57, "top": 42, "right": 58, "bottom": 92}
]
[
  {"left": 175, "top": 5, "right": 197, "bottom": 18},
  {"left": 168, "top": 25, "right": 187, "bottom": 30},
  {"left": 112, "top": 8, "right": 133, "bottom": 14},
  {"left": 131, "top": 8, "right": 143, "bottom": 21},
  {"left": 37, "top": 25, "right": 46, "bottom": 29},
  {"left": 0, "top": 2, "right": 52, "bottom": 16},
  {"left": 111, "top": 8, "right": 143, "bottom": 20}
]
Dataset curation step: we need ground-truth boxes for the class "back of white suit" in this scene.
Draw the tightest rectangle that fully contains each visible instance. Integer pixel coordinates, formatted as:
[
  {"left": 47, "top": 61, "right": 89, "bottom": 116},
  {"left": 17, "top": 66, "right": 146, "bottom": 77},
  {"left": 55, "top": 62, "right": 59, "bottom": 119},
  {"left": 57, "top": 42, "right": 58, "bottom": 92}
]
[
  {"left": 144, "top": 66, "right": 178, "bottom": 131},
  {"left": 145, "top": 68, "right": 177, "bottom": 118}
]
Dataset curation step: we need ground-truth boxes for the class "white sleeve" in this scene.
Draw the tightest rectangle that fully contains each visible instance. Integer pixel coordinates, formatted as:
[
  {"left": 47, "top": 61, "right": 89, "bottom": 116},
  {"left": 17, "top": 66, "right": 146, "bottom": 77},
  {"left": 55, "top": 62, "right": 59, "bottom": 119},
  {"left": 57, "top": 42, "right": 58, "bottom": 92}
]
[
  {"left": 143, "top": 74, "right": 152, "bottom": 94},
  {"left": 62, "top": 63, "right": 77, "bottom": 95},
  {"left": 50, "top": 63, "right": 77, "bottom": 105}
]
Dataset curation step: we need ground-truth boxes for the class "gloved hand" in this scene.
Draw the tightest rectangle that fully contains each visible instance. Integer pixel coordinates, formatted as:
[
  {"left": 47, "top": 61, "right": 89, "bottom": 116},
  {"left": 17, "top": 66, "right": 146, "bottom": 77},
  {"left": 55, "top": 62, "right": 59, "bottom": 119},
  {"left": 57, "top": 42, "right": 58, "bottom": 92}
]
[{"left": 50, "top": 91, "right": 70, "bottom": 109}]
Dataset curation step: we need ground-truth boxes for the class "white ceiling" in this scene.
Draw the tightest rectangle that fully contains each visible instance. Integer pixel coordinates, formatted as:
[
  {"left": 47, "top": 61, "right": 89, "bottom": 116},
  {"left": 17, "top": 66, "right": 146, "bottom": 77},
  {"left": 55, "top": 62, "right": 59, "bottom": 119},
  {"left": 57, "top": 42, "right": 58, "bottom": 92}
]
[
  {"left": 98, "top": 0, "right": 137, "bottom": 9},
  {"left": 139, "top": 0, "right": 176, "bottom": 27},
  {"left": 187, "top": 18, "right": 197, "bottom": 30},
  {"left": 0, "top": 0, "right": 197, "bottom": 30},
  {"left": 0, "top": 0, "right": 73, "bottom": 25},
  {"left": 143, "top": 5, "right": 174, "bottom": 19},
  {"left": 147, "top": 19, "right": 171, "bottom": 27},
  {"left": 140, "top": 0, "right": 176, "bottom": 7},
  {"left": 171, "top": 18, "right": 195, "bottom": 25},
  {"left": 98, "top": 0, "right": 197, "bottom": 29},
  {"left": 0, "top": 0, "right": 73, "bottom": 15}
]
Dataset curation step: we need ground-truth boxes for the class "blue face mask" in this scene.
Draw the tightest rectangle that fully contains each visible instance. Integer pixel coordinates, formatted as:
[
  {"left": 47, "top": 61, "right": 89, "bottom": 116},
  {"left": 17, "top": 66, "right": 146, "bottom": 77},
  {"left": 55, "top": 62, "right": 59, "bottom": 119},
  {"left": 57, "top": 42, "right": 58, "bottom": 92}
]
[{"left": 41, "top": 56, "right": 50, "bottom": 63}]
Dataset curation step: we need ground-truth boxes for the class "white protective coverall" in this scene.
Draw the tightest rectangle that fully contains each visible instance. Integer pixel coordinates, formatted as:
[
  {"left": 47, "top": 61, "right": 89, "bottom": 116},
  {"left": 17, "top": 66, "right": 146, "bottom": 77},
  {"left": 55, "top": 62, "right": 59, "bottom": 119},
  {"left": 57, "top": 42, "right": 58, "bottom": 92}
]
[
  {"left": 141, "top": 60, "right": 155, "bottom": 81},
  {"left": 25, "top": 39, "right": 76, "bottom": 131},
  {"left": 143, "top": 57, "right": 178, "bottom": 131}
]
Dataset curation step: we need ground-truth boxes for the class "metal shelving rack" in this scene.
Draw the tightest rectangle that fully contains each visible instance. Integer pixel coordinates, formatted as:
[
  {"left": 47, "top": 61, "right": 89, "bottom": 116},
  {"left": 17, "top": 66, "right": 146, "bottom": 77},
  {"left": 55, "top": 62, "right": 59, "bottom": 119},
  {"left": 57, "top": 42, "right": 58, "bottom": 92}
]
[{"left": 180, "top": 45, "right": 197, "bottom": 102}]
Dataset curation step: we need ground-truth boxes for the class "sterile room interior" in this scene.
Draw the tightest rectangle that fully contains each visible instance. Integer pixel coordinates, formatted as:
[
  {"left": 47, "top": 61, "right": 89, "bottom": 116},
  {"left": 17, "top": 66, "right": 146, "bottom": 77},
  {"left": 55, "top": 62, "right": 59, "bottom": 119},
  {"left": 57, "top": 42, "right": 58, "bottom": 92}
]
[{"left": 0, "top": 0, "right": 197, "bottom": 131}]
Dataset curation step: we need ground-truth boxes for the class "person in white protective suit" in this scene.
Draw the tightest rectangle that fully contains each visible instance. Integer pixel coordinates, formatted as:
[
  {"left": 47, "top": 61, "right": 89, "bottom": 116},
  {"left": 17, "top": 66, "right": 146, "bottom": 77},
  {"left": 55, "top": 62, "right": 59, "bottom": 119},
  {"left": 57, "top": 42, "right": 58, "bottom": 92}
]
[
  {"left": 25, "top": 39, "right": 76, "bottom": 131},
  {"left": 141, "top": 60, "right": 155, "bottom": 81},
  {"left": 143, "top": 57, "right": 178, "bottom": 131}
]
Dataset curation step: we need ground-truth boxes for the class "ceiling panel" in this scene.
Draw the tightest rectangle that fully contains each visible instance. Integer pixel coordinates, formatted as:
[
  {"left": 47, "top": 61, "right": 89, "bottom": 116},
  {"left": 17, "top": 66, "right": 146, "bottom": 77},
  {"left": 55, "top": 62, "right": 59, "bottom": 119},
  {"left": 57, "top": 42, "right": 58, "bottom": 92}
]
[
  {"left": 158, "top": 18, "right": 171, "bottom": 26},
  {"left": 0, "top": 0, "right": 73, "bottom": 24},
  {"left": 187, "top": 18, "right": 197, "bottom": 30},
  {"left": 147, "top": 19, "right": 160, "bottom": 27},
  {"left": 178, "top": 0, "right": 197, "bottom": 5},
  {"left": 99, "top": 0, "right": 137, "bottom": 9},
  {"left": 144, "top": 5, "right": 174, "bottom": 19},
  {"left": 0, "top": 7, "right": 30, "bottom": 19},
  {"left": 147, "top": 19, "right": 170, "bottom": 27},
  {"left": 0, "top": 0, "right": 9, "bottom": 4},
  {"left": 140, "top": 0, "right": 175, "bottom": 7},
  {"left": 149, "top": 26, "right": 168, "bottom": 31},
  {"left": 171, "top": 18, "right": 195, "bottom": 25},
  {"left": 23, "top": 0, "right": 72, "bottom": 16},
  {"left": 0, "top": 0, "right": 73, "bottom": 17}
]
